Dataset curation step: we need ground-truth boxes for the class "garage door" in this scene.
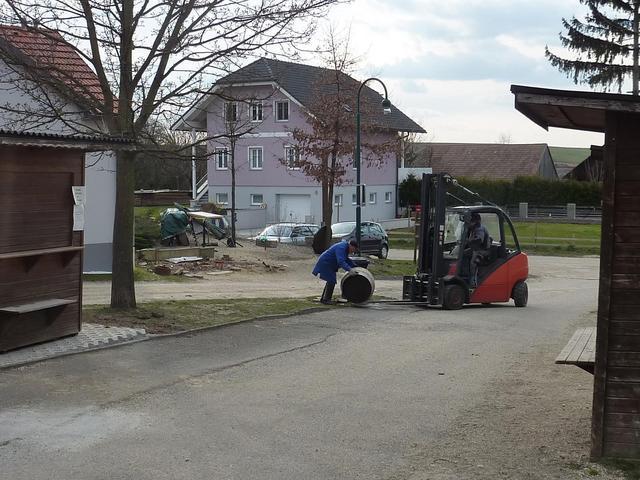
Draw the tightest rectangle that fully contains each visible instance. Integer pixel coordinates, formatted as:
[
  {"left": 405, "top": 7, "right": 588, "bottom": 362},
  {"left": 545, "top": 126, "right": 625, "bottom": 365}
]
[{"left": 277, "top": 194, "right": 311, "bottom": 223}]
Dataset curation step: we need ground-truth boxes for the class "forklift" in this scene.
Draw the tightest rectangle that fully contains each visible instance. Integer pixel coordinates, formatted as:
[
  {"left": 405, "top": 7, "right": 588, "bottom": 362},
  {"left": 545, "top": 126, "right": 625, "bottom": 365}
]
[{"left": 402, "top": 173, "right": 529, "bottom": 310}]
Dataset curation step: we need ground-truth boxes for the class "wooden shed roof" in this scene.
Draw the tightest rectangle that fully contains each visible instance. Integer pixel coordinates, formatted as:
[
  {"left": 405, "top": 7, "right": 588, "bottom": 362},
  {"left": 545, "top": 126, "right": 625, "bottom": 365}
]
[{"left": 511, "top": 85, "right": 640, "bottom": 133}]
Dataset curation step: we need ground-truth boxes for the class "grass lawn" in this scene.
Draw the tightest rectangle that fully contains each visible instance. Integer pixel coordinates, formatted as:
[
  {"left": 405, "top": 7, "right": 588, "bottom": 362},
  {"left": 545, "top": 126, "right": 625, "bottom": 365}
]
[
  {"left": 368, "top": 259, "right": 416, "bottom": 277},
  {"left": 83, "top": 297, "right": 326, "bottom": 334},
  {"left": 388, "top": 222, "right": 601, "bottom": 256}
]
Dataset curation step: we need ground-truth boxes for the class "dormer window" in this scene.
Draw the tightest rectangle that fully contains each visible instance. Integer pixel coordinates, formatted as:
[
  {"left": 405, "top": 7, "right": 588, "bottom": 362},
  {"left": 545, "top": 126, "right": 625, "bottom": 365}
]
[{"left": 275, "top": 100, "right": 289, "bottom": 121}]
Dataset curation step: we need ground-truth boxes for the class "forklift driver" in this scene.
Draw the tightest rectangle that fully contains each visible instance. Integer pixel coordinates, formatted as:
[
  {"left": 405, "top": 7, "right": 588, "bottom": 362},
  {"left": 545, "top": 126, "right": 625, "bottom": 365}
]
[{"left": 467, "top": 212, "right": 491, "bottom": 287}]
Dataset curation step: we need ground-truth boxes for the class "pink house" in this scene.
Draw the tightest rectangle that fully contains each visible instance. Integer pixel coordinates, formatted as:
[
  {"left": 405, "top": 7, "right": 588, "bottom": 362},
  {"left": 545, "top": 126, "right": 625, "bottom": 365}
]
[{"left": 174, "top": 58, "right": 425, "bottom": 229}]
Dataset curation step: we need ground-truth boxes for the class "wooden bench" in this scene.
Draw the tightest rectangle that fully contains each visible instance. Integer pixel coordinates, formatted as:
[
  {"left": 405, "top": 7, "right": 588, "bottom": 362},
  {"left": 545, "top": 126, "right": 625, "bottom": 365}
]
[{"left": 555, "top": 326, "right": 596, "bottom": 374}]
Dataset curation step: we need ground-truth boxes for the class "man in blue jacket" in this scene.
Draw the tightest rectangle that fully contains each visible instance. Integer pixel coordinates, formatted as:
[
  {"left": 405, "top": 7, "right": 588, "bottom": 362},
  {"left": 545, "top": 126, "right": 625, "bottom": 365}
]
[{"left": 312, "top": 239, "right": 358, "bottom": 304}]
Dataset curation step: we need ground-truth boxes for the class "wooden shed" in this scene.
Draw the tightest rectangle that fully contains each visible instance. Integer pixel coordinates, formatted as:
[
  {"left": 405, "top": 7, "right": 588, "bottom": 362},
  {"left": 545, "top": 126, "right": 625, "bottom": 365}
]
[
  {"left": 0, "top": 130, "right": 129, "bottom": 352},
  {"left": 511, "top": 85, "right": 640, "bottom": 459}
]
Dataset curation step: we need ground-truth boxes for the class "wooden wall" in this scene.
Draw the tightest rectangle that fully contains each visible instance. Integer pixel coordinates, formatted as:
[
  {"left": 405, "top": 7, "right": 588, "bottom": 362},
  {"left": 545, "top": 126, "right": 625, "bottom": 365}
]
[
  {"left": 0, "top": 146, "right": 84, "bottom": 352},
  {"left": 593, "top": 112, "right": 640, "bottom": 458}
]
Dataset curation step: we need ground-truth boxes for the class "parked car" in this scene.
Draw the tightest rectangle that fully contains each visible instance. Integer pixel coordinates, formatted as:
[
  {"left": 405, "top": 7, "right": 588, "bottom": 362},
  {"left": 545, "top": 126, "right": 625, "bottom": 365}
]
[
  {"left": 255, "top": 223, "right": 320, "bottom": 245},
  {"left": 331, "top": 221, "right": 389, "bottom": 259}
]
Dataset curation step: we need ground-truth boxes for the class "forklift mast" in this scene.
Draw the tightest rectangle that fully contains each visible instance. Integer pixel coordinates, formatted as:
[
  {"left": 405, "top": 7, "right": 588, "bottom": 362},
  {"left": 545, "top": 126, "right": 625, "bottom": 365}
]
[
  {"left": 404, "top": 173, "right": 454, "bottom": 304},
  {"left": 417, "top": 173, "right": 450, "bottom": 278}
]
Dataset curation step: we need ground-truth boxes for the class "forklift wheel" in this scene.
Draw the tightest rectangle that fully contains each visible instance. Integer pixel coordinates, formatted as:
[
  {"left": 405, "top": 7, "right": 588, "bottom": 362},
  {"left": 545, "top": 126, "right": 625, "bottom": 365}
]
[
  {"left": 512, "top": 281, "right": 528, "bottom": 307},
  {"left": 443, "top": 284, "right": 465, "bottom": 310}
]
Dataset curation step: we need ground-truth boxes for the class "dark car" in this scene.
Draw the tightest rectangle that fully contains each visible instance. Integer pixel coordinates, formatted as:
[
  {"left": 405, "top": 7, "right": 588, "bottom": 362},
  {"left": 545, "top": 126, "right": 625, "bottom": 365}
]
[{"left": 331, "top": 221, "right": 389, "bottom": 259}]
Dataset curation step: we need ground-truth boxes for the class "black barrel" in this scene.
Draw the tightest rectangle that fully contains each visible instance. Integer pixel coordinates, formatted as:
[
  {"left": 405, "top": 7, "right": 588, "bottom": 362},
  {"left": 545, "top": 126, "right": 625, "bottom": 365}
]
[{"left": 341, "top": 267, "right": 376, "bottom": 304}]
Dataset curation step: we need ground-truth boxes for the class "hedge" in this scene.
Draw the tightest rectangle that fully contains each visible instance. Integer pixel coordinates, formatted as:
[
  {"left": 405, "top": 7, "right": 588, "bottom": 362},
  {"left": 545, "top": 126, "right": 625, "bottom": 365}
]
[{"left": 398, "top": 175, "right": 602, "bottom": 207}]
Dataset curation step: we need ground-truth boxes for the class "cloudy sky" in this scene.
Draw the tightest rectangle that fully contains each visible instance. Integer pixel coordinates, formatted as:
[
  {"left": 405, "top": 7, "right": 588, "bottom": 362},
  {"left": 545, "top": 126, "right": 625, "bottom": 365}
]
[{"left": 314, "top": 0, "right": 606, "bottom": 147}]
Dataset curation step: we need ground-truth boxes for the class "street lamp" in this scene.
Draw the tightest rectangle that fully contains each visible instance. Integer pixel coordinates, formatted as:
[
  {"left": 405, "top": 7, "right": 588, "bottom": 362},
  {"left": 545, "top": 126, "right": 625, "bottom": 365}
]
[{"left": 355, "top": 78, "right": 392, "bottom": 252}]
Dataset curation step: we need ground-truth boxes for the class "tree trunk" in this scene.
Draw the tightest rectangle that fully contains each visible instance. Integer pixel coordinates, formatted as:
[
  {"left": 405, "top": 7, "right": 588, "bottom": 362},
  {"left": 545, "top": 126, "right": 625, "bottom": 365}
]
[{"left": 110, "top": 149, "right": 137, "bottom": 308}]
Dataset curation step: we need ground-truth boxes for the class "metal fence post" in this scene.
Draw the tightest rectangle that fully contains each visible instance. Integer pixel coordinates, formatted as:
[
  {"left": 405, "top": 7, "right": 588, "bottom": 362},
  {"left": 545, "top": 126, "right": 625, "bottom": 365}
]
[{"left": 519, "top": 202, "right": 528, "bottom": 219}]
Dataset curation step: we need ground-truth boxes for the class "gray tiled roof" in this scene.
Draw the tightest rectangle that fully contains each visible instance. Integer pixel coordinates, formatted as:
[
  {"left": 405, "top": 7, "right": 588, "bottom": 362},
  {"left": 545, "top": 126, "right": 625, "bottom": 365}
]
[
  {"left": 217, "top": 58, "right": 426, "bottom": 133},
  {"left": 407, "top": 142, "right": 552, "bottom": 180}
]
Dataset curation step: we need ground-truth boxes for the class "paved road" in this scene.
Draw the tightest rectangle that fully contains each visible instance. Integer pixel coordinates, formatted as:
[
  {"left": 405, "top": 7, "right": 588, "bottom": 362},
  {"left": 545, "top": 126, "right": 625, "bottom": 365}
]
[{"left": 0, "top": 257, "right": 599, "bottom": 479}]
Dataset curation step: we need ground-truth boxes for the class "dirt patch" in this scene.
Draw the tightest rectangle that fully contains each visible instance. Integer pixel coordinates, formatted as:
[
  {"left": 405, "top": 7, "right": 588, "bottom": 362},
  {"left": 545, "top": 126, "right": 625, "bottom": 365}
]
[{"left": 383, "top": 312, "right": 629, "bottom": 480}]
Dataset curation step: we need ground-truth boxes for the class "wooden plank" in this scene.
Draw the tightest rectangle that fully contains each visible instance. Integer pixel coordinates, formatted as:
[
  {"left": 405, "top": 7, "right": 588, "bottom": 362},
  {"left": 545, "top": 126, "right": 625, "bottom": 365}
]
[
  {"left": 613, "top": 290, "right": 640, "bottom": 304},
  {"left": 0, "top": 298, "right": 75, "bottom": 314},
  {"left": 608, "top": 367, "right": 640, "bottom": 383},
  {"left": 606, "top": 412, "right": 640, "bottom": 429},
  {"left": 609, "top": 335, "right": 640, "bottom": 351},
  {"left": 612, "top": 274, "right": 640, "bottom": 289},
  {"left": 615, "top": 243, "right": 640, "bottom": 257},
  {"left": 611, "top": 322, "right": 640, "bottom": 335},
  {"left": 556, "top": 328, "right": 587, "bottom": 363},
  {"left": 605, "top": 427, "right": 640, "bottom": 444},
  {"left": 567, "top": 328, "right": 594, "bottom": 363},
  {"left": 615, "top": 210, "right": 640, "bottom": 227},
  {"left": 556, "top": 327, "right": 596, "bottom": 364},
  {"left": 612, "top": 256, "right": 640, "bottom": 274},
  {"left": 607, "top": 398, "right": 640, "bottom": 413},
  {"left": 611, "top": 305, "right": 640, "bottom": 319},
  {"left": 0, "top": 306, "right": 80, "bottom": 352},
  {"left": 606, "top": 381, "right": 640, "bottom": 397},
  {"left": 0, "top": 246, "right": 82, "bottom": 261},
  {"left": 616, "top": 196, "right": 640, "bottom": 212},
  {"left": 603, "top": 441, "right": 640, "bottom": 458},
  {"left": 615, "top": 165, "right": 640, "bottom": 180},
  {"left": 614, "top": 228, "right": 640, "bottom": 243}
]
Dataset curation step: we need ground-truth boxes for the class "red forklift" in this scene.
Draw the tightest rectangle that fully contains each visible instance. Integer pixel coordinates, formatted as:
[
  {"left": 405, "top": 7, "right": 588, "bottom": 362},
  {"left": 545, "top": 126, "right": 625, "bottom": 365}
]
[{"left": 402, "top": 173, "right": 529, "bottom": 309}]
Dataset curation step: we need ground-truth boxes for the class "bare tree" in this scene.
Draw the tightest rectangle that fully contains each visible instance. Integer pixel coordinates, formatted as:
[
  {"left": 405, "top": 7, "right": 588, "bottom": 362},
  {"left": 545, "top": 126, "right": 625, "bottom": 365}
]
[
  {"left": 283, "top": 30, "right": 398, "bottom": 248},
  {"left": 0, "top": 0, "right": 343, "bottom": 308}
]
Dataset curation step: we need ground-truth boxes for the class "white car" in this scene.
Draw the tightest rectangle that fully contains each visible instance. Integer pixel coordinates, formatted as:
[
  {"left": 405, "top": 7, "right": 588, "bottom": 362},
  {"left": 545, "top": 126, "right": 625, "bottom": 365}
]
[{"left": 255, "top": 223, "right": 320, "bottom": 245}]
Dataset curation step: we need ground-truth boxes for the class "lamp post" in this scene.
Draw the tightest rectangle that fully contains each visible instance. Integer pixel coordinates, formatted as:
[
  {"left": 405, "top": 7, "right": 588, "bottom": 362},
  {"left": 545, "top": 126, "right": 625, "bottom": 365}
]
[{"left": 355, "top": 78, "right": 392, "bottom": 252}]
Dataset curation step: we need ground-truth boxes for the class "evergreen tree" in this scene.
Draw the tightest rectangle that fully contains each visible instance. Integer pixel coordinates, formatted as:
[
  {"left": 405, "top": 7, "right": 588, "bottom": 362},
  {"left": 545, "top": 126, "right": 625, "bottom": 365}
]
[{"left": 545, "top": 0, "right": 640, "bottom": 94}]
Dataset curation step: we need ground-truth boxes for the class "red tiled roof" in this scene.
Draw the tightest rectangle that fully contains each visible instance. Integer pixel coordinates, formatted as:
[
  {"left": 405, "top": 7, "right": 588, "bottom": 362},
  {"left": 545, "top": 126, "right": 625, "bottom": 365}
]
[
  {"left": 0, "top": 25, "right": 104, "bottom": 107},
  {"left": 407, "top": 142, "right": 554, "bottom": 180}
]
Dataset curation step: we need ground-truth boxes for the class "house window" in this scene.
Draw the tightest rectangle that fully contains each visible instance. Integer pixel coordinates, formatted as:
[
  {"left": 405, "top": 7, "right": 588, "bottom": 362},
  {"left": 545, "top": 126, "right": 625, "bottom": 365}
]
[
  {"left": 385, "top": 191, "right": 392, "bottom": 203},
  {"left": 285, "top": 146, "right": 300, "bottom": 170},
  {"left": 250, "top": 102, "right": 263, "bottom": 122},
  {"left": 352, "top": 193, "right": 357, "bottom": 205},
  {"left": 214, "top": 148, "right": 229, "bottom": 170},
  {"left": 224, "top": 102, "right": 237, "bottom": 122},
  {"left": 249, "top": 147, "right": 263, "bottom": 170},
  {"left": 275, "top": 100, "right": 289, "bottom": 121},
  {"left": 369, "top": 192, "right": 377, "bottom": 204},
  {"left": 250, "top": 193, "right": 264, "bottom": 206},
  {"left": 215, "top": 192, "right": 229, "bottom": 205},
  {"left": 334, "top": 194, "right": 343, "bottom": 206}
]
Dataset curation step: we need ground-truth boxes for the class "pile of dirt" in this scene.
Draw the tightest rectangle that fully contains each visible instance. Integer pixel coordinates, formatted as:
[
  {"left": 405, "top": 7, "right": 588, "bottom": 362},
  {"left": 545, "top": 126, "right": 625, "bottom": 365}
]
[{"left": 139, "top": 244, "right": 306, "bottom": 278}]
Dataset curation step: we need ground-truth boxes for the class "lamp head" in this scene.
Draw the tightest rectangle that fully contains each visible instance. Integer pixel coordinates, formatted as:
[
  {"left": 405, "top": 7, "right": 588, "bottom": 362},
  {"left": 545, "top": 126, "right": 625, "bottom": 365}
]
[{"left": 382, "top": 98, "right": 392, "bottom": 115}]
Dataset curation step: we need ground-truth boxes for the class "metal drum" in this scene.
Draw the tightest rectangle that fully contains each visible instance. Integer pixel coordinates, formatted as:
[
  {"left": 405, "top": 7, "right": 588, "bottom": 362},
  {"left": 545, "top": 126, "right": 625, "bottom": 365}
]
[{"left": 341, "top": 267, "right": 375, "bottom": 304}]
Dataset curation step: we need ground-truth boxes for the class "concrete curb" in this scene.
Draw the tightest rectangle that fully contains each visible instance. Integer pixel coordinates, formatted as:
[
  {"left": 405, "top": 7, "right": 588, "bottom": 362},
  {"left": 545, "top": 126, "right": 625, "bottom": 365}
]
[{"left": 0, "top": 306, "right": 331, "bottom": 371}]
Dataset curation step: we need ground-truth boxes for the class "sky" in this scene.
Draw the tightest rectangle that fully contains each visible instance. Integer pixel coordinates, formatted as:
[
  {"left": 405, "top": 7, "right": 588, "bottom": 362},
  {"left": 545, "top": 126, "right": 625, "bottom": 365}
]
[{"left": 312, "top": 0, "right": 607, "bottom": 148}]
